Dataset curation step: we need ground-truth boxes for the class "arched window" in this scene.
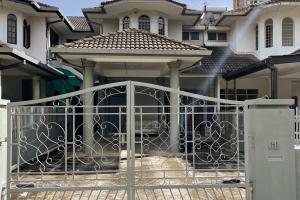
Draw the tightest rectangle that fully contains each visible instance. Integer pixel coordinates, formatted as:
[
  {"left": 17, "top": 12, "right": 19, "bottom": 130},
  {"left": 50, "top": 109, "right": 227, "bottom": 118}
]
[
  {"left": 158, "top": 17, "right": 165, "bottom": 35},
  {"left": 122, "top": 16, "right": 130, "bottom": 30},
  {"left": 23, "top": 20, "right": 30, "bottom": 48},
  {"left": 255, "top": 24, "right": 259, "bottom": 50},
  {"left": 282, "top": 17, "right": 294, "bottom": 46},
  {"left": 138, "top": 15, "right": 150, "bottom": 32},
  {"left": 265, "top": 19, "right": 273, "bottom": 48},
  {"left": 7, "top": 14, "right": 17, "bottom": 44}
]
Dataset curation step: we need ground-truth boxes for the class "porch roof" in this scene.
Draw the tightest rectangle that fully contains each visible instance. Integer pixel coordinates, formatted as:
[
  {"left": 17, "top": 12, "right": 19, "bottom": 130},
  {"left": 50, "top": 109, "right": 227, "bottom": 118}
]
[
  {"left": 223, "top": 51, "right": 300, "bottom": 80},
  {"left": 51, "top": 29, "right": 211, "bottom": 76},
  {"left": 183, "top": 47, "right": 259, "bottom": 74},
  {"left": 55, "top": 29, "right": 205, "bottom": 51},
  {"left": 0, "top": 47, "right": 65, "bottom": 79}
]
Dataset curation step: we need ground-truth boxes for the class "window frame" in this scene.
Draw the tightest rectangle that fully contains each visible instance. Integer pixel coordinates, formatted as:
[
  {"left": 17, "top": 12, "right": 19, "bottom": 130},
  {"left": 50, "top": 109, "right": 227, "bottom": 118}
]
[
  {"left": 23, "top": 20, "right": 30, "bottom": 49},
  {"left": 190, "top": 32, "right": 200, "bottom": 40},
  {"left": 138, "top": 15, "right": 151, "bottom": 32},
  {"left": 7, "top": 14, "right": 17, "bottom": 44},
  {"left": 122, "top": 16, "right": 130, "bottom": 30},
  {"left": 158, "top": 17, "right": 165, "bottom": 35},
  {"left": 282, "top": 17, "right": 294, "bottom": 47},
  {"left": 182, "top": 32, "right": 190, "bottom": 40},
  {"left": 265, "top": 19, "right": 273, "bottom": 48},
  {"left": 255, "top": 24, "right": 259, "bottom": 50}
]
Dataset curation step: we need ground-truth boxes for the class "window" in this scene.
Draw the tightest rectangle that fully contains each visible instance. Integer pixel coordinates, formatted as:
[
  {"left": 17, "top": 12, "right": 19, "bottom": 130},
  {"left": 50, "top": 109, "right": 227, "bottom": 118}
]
[
  {"left": 221, "top": 89, "right": 258, "bottom": 101},
  {"left": 23, "top": 20, "right": 30, "bottom": 48},
  {"left": 50, "top": 28, "right": 59, "bottom": 47},
  {"left": 7, "top": 14, "right": 17, "bottom": 44},
  {"left": 66, "top": 39, "right": 78, "bottom": 43},
  {"left": 138, "top": 15, "right": 150, "bottom": 32},
  {"left": 158, "top": 17, "right": 165, "bottom": 35},
  {"left": 265, "top": 19, "right": 273, "bottom": 48},
  {"left": 123, "top": 16, "right": 130, "bottom": 30},
  {"left": 182, "top": 32, "right": 190, "bottom": 40},
  {"left": 255, "top": 24, "right": 259, "bottom": 50},
  {"left": 190, "top": 32, "right": 200, "bottom": 40},
  {"left": 282, "top": 17, "right": 294, "bottom": 46},
  {"left": 207, "top": 32, "right": 227, "bottom": 41},
  {"left": 208, "top": 32, "right": 217, "bottom": 40}
]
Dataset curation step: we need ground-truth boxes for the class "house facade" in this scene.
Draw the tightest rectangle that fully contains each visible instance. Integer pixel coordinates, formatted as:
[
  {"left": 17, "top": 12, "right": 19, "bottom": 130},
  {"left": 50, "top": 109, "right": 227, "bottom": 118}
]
[{"left": 1, "top": 0, "right": 300, "bottom": 104}]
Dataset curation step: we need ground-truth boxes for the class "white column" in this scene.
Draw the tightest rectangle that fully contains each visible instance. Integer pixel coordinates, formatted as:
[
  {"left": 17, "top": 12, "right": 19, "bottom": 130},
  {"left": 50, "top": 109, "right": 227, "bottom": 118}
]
[
  {"left": 245, "top": 99, "right": 296, "bottom": 200},
  {"left": 32, "top": 76, "right": 41, "bottom": 100},
  {"left": 83, "top": 61, "right": 95, "bottom": 154},
  {"left": 168, "top": 60, "right": 181, "bottom": 153}
]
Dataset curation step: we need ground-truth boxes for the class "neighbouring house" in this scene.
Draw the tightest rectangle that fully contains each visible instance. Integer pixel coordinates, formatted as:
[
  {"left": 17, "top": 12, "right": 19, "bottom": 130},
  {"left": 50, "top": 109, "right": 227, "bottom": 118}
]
[{"left": 0, "top": 0, "right": 84, "bottom": 102}]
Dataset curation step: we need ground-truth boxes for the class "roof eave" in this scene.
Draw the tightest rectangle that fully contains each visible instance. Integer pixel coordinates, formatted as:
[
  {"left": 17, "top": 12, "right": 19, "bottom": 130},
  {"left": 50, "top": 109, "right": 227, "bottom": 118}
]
[
  {"left": 0, "top": 47, "right": 65, "bottom": 79},
  {"left": 50, "top": 48, "right": 212, "bottom": 57}
]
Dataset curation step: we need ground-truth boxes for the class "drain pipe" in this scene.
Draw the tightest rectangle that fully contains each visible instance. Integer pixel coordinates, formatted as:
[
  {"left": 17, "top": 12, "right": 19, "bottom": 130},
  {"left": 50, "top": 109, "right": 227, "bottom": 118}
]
[{"left": 266, "top": 59, "right": 278, "bottom": 99}]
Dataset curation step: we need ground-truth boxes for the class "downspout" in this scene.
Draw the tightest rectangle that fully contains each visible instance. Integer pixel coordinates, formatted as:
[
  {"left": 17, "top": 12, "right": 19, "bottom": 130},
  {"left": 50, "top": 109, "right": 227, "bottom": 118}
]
[
  {"left": 46, "top": 19, "right": 63, "bottom": 63},
  {"left": 266, "top": 59, "right": 278, "bottom": 99}
]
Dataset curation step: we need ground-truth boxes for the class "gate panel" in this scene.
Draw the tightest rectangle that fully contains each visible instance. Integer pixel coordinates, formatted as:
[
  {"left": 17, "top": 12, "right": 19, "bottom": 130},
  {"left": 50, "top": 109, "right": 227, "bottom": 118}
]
[
  {"left": 7, "top": 82, "right": 130, "bottom": 199},
  {"left": 7, "top": 81, "right": 248, "bottom": 200},
  {"left": 132, "top": 82, "right": 246, "bottom": 199}
]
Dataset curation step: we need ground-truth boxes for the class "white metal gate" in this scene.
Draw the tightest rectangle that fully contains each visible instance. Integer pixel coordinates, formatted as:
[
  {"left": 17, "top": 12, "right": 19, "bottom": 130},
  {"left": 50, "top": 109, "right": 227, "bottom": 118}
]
[{"left": 7, "top": 81, "right": 248, "bottom": 200}]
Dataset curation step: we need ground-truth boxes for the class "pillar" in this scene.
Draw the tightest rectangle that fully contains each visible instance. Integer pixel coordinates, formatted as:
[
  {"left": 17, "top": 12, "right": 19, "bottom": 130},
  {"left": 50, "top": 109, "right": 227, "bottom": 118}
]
[
  {"left": 32, "top": 76, "right": 40, "bottom": 100},
  {"left": 245, "top": 99, "right": 296, "bottom": 200},
  {"left": 0, "top": 100, "right": 9, "bottom": 198},
  {"left": 83, "top": 61, "right": 95, "bottom": 154},
  {"left": 168, "top": 60, "right": 181, "bottom": 153}
]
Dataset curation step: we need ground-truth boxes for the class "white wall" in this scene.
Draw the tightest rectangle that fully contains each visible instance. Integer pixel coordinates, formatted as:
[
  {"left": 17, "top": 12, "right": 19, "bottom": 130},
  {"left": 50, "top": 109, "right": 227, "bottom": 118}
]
[
  {"left": 0, "top": 7, "right": 48, "bottom": 63},
  {"left": 168, "top": 20, "right": 182, "bottom": 41},
  {"left": 229, "top": 5, "right": 300, "bottom": 59}
]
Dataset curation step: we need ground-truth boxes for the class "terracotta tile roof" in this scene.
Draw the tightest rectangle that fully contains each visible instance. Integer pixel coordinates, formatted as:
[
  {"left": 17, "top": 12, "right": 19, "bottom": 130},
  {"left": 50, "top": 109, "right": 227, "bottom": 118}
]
[
  {"left": 67, "top": 16, "right": 91, "bottom": 31},
  {"left": 186, "top": 47, "right": 259, "bottom": 74},
  {"left": 57, "top": 28, "right": 205, "bottom": 51},
  {"left": 217, "top": 0, "right": 300, "bottom": 25}
]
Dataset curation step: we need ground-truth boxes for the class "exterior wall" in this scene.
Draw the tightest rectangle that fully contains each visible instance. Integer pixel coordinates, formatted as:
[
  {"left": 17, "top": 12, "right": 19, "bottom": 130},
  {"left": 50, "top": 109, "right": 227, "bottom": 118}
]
[
  {"left": 0, "top": 7, "right": 48, "bottom": 63},
  {"left": 102, "top": 19, "right": 119, "bottom": 34},
  {"left": 229, "top": 5, "right": 300, "bottom": 59},
  {"left": 168, "top": 20, "right": 182, "bottom": 41}
]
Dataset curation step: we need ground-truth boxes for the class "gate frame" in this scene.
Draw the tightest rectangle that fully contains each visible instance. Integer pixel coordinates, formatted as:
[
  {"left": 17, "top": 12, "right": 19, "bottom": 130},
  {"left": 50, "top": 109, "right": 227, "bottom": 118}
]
[{"left": 6, "top": 81, "right": 249, "bottom": 200}]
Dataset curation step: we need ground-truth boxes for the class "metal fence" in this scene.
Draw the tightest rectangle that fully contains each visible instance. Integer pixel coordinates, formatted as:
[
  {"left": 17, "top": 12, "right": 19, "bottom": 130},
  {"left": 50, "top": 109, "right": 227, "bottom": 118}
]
[{"left": 7, "top": 81, "right": 248, "bottom": 200}]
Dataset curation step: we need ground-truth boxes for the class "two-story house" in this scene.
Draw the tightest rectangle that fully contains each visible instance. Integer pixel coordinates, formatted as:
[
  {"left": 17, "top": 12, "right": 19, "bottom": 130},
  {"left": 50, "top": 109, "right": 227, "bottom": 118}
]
[{"left": 0, "top": 0, "right": 86, "bottom": 102}]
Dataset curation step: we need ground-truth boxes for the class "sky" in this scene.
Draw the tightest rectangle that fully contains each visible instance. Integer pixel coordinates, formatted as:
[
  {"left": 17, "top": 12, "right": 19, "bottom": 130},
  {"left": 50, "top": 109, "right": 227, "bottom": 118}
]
[{"left": 39, "top": 0, "right": 232, "bottom": 16}]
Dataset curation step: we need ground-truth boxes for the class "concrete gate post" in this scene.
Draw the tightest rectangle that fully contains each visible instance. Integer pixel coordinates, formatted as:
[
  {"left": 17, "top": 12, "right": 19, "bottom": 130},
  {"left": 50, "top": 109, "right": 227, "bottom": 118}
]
[
  {"left": 168, "top": 60, "right": 181, "bottom": 153},
  {"left": 244, "top": 99, "right": 296, "bottom": 200},
  {"left": 83, "top": 61, "right": 95, "bottom": 155},
  {"left": 0, "top": 100, "right": 10, "bottom": 199}
]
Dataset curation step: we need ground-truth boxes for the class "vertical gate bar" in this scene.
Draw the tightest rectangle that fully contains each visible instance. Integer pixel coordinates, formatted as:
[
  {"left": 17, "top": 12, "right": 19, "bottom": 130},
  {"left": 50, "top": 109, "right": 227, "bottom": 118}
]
[
  {"left": 184, "top": 106, "right": 188, "bottom": 178},
  {"left": 236, "top": 106, "right": 240, "bottom": 178},
  {"left": 6, "top": 105, "right": 12, "bottom": 200},
  {"left": 126, "top": 82, "right": 133, "bottom": 200},
  {"left": 65, "top": 100, "right": 69, "bottom": 180},
  {"left": 17, "top": 109, "right": 20, "bottom": 181},
  {"left": 130, "top": 82, "right": 136, "bottom": 200},
  {"left": 140, "top": 107, "right": 143, "bottom": 180},
  {"left": 192, "top": 106, "right": 195, "bottom": 178},
  {"left": 244, "top": 105, "right": 251, "bottom": 200},
  {"left": 72, "top": 105, "right": 75, "bottom": 180}
]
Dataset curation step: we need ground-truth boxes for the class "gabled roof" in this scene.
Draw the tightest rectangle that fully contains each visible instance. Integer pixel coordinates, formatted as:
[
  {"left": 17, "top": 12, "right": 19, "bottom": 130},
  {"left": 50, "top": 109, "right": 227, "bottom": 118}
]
[
  {"left": 56, "top": 28, "right": 205, "bottom": 51},
  {"left": 67, "top": 16, "right": 91, "bottom": 32},
  {"left": 216, "top": 0, "right": 300, "bottom": 25},
  {"left": 185, "top": 47, "right": 259, "bottom": 74}
]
